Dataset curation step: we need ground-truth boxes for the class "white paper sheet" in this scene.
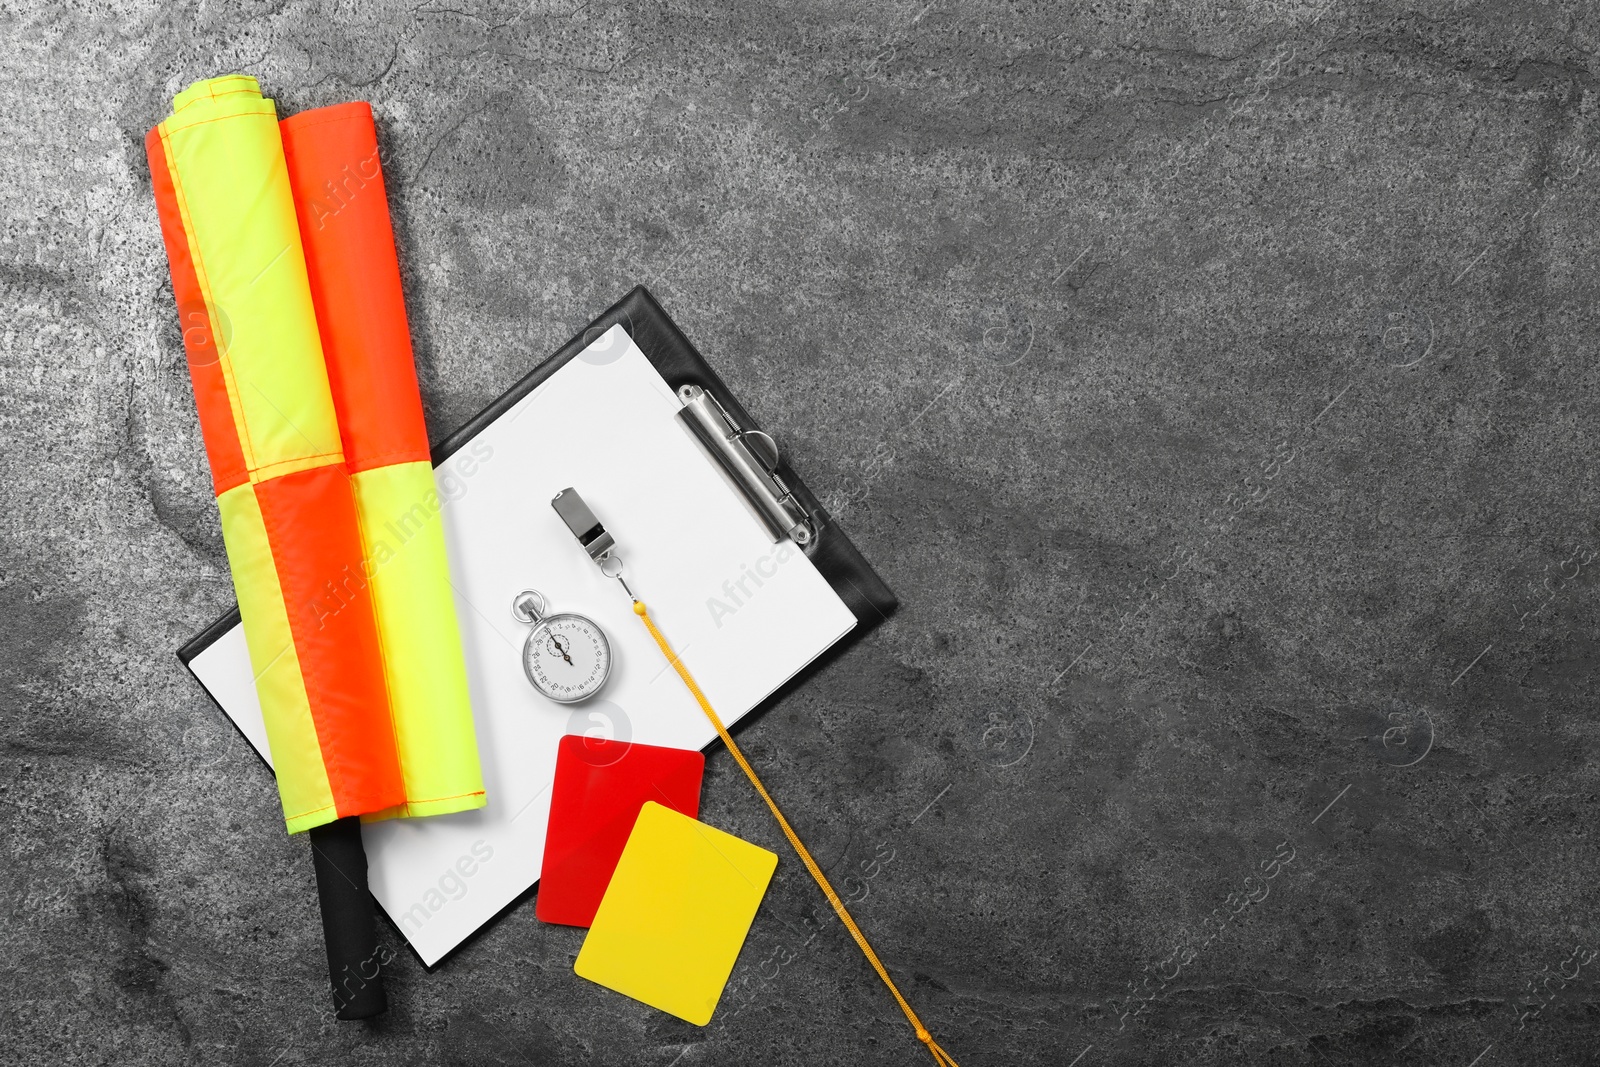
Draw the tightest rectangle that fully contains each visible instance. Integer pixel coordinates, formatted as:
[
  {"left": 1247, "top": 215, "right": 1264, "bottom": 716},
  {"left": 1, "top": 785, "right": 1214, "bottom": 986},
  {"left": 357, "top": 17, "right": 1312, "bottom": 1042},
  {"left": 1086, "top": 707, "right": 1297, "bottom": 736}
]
[{"left": 185, "top": 326, "right": 857, "bottom": 965}]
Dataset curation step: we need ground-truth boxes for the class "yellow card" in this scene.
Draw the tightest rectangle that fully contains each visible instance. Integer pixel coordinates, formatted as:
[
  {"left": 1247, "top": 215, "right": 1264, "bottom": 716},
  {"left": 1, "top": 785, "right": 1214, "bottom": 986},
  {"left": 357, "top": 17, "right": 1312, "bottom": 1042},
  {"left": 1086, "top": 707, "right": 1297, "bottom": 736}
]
[{"left": 574, "top": 801, "right": 777, "bottom": 1025}]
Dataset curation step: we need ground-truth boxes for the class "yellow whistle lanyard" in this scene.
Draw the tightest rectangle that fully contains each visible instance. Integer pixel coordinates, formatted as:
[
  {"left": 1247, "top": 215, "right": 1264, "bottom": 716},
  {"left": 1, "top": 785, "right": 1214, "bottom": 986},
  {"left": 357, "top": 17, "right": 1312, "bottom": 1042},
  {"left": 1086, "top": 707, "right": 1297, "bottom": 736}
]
[{"left": 631, "top": 598, "right": 959, "bottom": 1067}]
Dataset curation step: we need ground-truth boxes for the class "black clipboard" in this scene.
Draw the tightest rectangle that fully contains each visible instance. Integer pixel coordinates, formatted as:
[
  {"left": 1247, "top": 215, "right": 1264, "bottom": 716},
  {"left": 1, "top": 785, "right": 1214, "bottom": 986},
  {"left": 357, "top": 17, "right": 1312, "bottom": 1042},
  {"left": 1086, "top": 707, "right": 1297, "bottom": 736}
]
[{"left": 177, "top": 286, "right": 897, "bottom": 967}]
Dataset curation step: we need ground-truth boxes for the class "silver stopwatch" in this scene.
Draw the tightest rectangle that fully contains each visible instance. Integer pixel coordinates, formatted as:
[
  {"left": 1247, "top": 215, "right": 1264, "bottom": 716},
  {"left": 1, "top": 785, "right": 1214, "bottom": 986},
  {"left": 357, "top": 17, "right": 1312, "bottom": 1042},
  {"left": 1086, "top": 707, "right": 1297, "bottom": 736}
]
[{"left": 510, "top": 589, "right": 612, "bottom": 704}]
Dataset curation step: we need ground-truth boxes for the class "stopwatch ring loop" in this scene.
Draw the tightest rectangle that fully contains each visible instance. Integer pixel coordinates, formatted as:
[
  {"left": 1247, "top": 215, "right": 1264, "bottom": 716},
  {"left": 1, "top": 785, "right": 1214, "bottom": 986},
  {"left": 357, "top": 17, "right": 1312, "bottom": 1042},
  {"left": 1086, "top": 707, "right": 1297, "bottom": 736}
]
[{"left": 511, "top": 589, "right": 548, "bottom": 625}]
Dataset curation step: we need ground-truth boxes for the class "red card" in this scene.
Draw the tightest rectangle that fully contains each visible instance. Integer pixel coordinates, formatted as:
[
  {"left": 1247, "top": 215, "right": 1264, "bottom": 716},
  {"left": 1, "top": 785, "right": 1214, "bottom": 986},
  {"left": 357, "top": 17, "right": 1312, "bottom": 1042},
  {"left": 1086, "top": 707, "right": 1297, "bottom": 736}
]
[{"left": 536, "top": 735, "right": 705, "bottom": 927}]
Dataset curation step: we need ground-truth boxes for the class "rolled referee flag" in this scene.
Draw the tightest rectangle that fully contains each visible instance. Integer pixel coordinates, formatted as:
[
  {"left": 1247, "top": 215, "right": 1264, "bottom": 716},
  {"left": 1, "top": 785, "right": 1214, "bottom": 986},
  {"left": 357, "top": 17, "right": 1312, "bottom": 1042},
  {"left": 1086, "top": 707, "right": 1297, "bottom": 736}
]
[
  {"left": 147, "top": 76, "right": 405, "bottom": 831},
  {"left": 146, "top": 75, "right": 400, "bottom": 1018},
  {"left": 280, "top": 101, "right": 485, "bottom": 825}
]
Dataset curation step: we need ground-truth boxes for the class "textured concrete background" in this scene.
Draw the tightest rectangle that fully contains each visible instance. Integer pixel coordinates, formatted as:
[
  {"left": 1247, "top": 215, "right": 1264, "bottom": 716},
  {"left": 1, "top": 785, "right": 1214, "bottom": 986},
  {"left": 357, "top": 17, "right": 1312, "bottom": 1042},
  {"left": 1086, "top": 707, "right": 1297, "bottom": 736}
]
[{"left": 4, "top": 1, "right": 1600, "bottom": 1064}]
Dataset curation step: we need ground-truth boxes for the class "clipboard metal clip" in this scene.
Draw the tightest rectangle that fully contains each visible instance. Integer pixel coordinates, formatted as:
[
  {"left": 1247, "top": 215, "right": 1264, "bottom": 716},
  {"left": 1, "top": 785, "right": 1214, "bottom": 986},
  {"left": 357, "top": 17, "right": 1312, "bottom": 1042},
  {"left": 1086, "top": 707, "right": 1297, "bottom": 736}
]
[{"left": 675, "top": 384, "right": 814, "bottom": 547}]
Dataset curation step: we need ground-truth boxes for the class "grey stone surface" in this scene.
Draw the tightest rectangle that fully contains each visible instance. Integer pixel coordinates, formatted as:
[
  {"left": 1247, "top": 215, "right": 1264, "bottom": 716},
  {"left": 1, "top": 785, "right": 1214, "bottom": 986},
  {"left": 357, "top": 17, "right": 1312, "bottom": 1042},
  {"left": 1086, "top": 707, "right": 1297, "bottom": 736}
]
[{"left": 4, "top": 0, "right": 1600, "bottom": 1063}]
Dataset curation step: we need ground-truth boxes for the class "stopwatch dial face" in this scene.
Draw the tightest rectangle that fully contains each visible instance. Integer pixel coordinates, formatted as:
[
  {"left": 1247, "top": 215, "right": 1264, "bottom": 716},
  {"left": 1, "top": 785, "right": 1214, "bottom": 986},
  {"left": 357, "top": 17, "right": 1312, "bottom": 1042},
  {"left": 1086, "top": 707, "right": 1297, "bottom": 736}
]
[{"left": 522, "top": 613, "right": 611, "bottom": 703}]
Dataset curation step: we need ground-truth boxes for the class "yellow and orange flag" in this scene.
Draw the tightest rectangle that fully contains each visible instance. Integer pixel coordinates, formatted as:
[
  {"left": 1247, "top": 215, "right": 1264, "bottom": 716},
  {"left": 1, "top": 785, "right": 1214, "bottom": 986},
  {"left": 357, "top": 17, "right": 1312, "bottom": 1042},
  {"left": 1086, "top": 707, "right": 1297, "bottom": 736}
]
[{"left": 147, "top": 76, "right": 484, "bottom": 834}]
